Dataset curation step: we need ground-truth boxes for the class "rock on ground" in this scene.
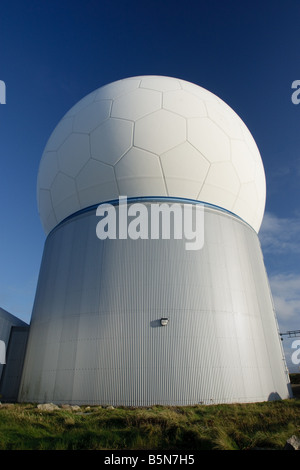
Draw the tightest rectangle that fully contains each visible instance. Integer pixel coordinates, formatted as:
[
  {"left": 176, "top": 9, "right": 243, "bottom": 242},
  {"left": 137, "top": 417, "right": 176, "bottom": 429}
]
[
  {"left": 284, "top": 435, "right": 300, "bottom": 450},
  {"left": 37, "top": 403, "right": 59, "bottom": 411}
]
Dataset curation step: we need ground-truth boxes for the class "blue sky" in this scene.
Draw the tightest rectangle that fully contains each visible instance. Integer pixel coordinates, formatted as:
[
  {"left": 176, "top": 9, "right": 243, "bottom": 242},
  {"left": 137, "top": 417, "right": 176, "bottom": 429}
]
[{"left": 1, "top": 0, "right": 300, "bottom": 370}]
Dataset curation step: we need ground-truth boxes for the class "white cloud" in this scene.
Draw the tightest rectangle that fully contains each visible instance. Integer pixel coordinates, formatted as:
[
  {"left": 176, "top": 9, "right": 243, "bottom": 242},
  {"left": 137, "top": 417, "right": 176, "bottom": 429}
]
[
  {"left": 256, "top": 212, "right": 300, "bottom": 370},
  {"left": 259, "top": 211, "right": 300, "bottom": 254},
  {"left": 259, "top": 211, "right": 300, "bottom": 330},
  {"left": 269, "top": 273, "right": 300, "bottom": 323}
]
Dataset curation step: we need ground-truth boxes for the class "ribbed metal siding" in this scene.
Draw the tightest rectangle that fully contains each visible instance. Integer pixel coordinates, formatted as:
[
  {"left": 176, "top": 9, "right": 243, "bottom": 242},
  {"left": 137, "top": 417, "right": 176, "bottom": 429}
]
[
  {"left": 0, "top": 326, "right": 29, "bottom": 401},
  {"left": 0, "top": 308, "right": 28, "bottom": 385},
  {"left": 19, "top": 203, "right": 292, "bottom": 405}
]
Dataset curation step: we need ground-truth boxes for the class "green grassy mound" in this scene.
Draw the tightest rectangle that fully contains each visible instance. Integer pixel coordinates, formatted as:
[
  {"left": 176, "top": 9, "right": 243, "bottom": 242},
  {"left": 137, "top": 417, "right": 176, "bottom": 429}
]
[{"left": 0, "top": 398, "right": 299, "bottom": 450}]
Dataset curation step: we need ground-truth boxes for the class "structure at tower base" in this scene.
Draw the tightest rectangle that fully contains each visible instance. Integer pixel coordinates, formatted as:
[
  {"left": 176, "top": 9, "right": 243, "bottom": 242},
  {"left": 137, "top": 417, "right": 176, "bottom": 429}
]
[
  {"left": 0, "top": 307, "right": 29, "bottom": 402},
  {"left": 17, "top": 76, "right": 292, "bottom": 406}
]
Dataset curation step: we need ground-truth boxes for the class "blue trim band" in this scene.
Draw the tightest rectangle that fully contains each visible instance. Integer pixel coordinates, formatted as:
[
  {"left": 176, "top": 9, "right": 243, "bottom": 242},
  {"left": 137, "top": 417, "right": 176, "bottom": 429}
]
[{"left": 51, "top": 196, "right": 250, "bottom": 235}]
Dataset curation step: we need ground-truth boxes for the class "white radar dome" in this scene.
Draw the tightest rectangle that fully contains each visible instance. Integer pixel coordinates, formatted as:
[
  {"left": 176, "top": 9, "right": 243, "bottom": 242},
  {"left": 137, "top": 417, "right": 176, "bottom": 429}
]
[{"left": 37, "top": 75, "right": 266, "bottom": 234}]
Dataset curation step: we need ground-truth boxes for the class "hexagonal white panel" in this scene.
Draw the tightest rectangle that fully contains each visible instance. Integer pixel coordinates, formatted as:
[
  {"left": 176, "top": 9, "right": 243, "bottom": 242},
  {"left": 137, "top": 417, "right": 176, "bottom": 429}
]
[
  {"left": 76, "top": 160, "right": 119, "bottom": 208},
  {"left": 163, "top": 89, "right": 207, "bottom": 118},
  {"left": 57, "top": 134, "right": 90, "bottom": 178},
  {"left": 233, "top": 182, "right": 259, "bottom": 227},
  {"left": 38, "top": 189, "right": 57, "bottom": 234},
  {"left": 95, "top": 78, "right": 141, "bottom": 101},
  {"left": 254, "top": 162, "right": 266, "bottom": 203},
  {"left": 38, "top": 152, "right": 59, "bottom": 190},
  {"left": 161, "top": 142, "right": 210, "bottom": 199},
  {"left": 134, "top": 109, "right": 186, "bottom": 155},
  {"left": 188, "top": 117, "right": 231, "bottom": 162},
  {"left": 37, "top": 76, "right": 266, "bottom": 234},
  {"left": 64, "top": 90, "right": 98, "bottom": 118},
  {"left": 45, "top": 117, "right": 73, "bottom": 151},
  {"left": 90, "top": 118, "right": 133, "bottom": 165},
  {"left": 179, "top": 80, "right": 219, "bottom": 102},
  {"left": 51, "top": 173, "right": 80, "bottom": 223},
  {"left": 231, "top": 140, "right": 256, "bottom": 183},
  {"left": 73, "top": 100, "right": 112, "bottom": 133},
  {"left": 240, "top": 120, "right": 262, "bottom": 164},
  {"left": 111, "top": 88, "right": 162, "bottom": 121},
  {"left": 140, "top": 76, "right": 181, "bottom": 92},
  {"left": 115, "top": 147, "right": 167, "bottom": 197},
  {"left": 206, "top": 99, "right": 244, "bottom": 140},
  {"left": 200, "top": 161, "right": 240, "bottom": 210},
  {"left": 207, "top": 161, "right": 240, "bottom": 192},
  {"left": 198, "top": 183, "right": 237, "bottom": 211}
]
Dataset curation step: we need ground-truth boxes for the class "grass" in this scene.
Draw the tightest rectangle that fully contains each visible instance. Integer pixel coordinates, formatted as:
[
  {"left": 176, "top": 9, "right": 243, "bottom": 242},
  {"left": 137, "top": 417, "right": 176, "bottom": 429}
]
[{"left": 0, "top": 398, "right": 299, "bottom": 450}]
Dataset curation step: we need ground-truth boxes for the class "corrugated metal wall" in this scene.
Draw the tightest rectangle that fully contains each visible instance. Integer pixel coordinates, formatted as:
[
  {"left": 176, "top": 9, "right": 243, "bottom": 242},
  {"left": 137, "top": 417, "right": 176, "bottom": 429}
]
[
  {"left": 0, "top": 327, "right": 29, "bottom": 402},
  {"left": 0, "top": 308, "right": 28, "bottom": 385},
  {"left": 18, "top": 203, "right": 292, "bottom": 405}
]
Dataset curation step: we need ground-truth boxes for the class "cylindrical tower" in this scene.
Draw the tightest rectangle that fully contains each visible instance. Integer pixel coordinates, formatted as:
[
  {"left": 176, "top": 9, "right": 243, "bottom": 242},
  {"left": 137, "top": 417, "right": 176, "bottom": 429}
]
[{"left": 19, "top": 76, "right": 292, "bottom": 405}]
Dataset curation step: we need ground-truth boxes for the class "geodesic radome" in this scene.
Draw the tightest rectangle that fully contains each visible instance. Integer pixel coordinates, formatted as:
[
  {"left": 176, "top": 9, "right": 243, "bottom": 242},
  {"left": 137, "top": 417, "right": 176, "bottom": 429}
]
[{"left": 37, "top": 75, "right": 266, "bottom": 234}]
